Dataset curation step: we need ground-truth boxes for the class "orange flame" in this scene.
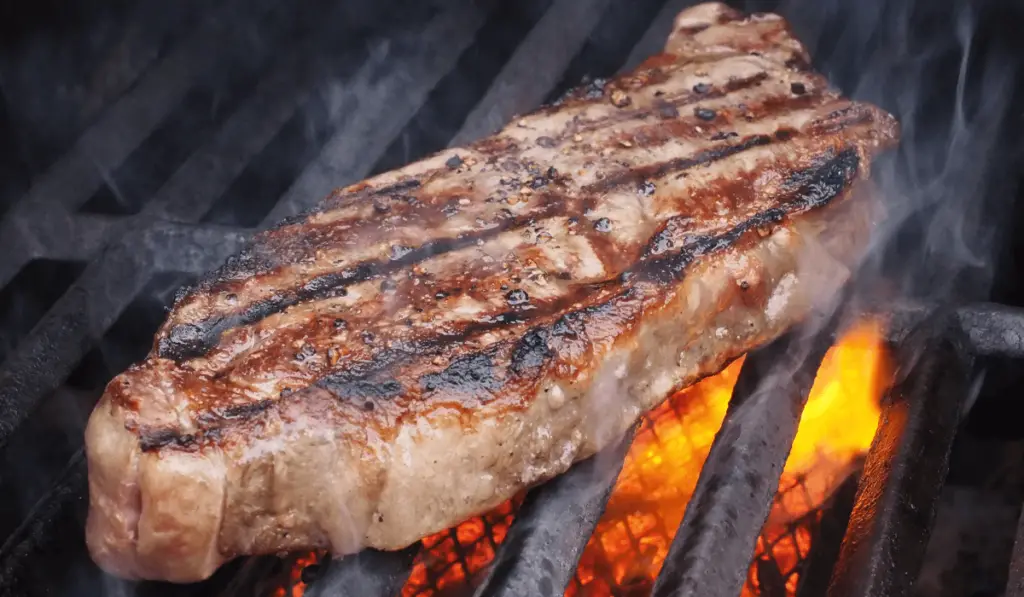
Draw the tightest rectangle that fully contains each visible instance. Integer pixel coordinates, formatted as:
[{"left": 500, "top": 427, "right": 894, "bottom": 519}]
[{"left": 282, "top": 321, "right": 890, "bottom": 597}]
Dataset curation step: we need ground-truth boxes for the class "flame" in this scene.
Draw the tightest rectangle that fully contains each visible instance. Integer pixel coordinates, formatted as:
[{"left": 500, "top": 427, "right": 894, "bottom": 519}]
[
  {"left": 742, "top": 320, "right": 890, "bottom": 595},
  {"left": 280, "top": 320, "right": 890, "bottom": 597}
]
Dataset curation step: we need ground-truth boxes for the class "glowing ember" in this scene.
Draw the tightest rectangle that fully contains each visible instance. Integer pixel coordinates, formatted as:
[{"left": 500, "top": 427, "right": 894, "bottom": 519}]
[
  {"left": 279, "top": 321, "right": 890, "bottom": 597},
  {"left": 272, "top": 550, "right": 322, "bottom": 597},
  {"left": 402, "top": 497, "right": 521, "bottom": 596}
]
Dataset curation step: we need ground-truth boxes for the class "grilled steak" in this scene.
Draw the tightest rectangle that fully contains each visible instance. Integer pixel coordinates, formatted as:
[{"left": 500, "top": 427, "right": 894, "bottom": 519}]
[{"left": 86, "top": 2, "right": 898, "bottom": 583}]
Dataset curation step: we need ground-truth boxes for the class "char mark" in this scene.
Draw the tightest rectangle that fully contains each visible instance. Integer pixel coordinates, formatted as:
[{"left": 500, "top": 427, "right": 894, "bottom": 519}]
[
  {"left": 639, "top": 147, "right": 860, "bottom": 283},
  {"left": 585, "top": 134, "right": 773, "bottom": 194},
  {"left": 320, "top": 376, "right": 404, "bottom": 402},
  {"left": 139, "top": 428, "right": 199, "bottom": 452},
  {"left": 420, "top": 353, "right": 503, "bottom": 397},
  {"left": 509, "top": 329, "right": 553, "bottom": 376},
  {"left": 218, "top": 400, "right": 275, "bottom": 420}
]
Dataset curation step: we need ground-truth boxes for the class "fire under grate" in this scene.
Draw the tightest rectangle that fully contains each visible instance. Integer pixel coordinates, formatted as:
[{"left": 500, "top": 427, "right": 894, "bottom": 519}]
[{"left": 2, "top": 1, "right": 1024, "bottom": 597}]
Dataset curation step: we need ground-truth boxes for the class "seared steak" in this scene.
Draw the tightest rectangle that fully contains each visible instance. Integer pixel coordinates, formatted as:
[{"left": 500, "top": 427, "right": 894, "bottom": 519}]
[{"left": 86, "top": 2, "right": 898, "bottom": 583}]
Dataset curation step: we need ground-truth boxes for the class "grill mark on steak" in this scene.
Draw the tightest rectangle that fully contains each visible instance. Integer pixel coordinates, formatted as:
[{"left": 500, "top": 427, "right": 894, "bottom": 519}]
[
  {"left": 157, "top": 201, "right": 566, "bottom": 361},
  {"left": 638, "top": 147, "right": 859, "bottom": 283},
  {"left": 585, "top": 134, "right": 774, "bottom": 194},
  {"left": 137, "top": 148, "right": 860, "bottom": 451}
]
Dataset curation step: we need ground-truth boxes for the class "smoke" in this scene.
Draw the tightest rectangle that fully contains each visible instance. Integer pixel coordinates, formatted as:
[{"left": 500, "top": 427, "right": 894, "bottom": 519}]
[{"left": 762, "top": 0, "right": 1021, "bottom": 307}]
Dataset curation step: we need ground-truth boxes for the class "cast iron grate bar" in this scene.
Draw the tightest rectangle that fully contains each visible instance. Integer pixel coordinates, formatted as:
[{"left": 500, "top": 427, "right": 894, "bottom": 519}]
[
  {"left": 887, "top": 302, "right": 1024, "bottom": 359},
  {"left": 471, "top": 424, "right": 637, "bottom": 597},
  {"left": 826, "top": 312, "right": 973, "bottom": 597},
  {"left": 650, "top": 315, "right": 839, "bottom": 597}
]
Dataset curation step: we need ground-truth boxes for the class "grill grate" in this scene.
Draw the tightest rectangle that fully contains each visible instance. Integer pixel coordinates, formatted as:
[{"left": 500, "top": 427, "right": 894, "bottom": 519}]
[{"left": 1, "top": 1, "right": 1023, "bottom": 596}]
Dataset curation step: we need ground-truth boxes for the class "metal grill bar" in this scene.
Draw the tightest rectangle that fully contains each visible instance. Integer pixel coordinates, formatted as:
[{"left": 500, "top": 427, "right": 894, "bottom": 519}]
[
  {"left": 0, "top": 222, "right": 247, "bottom": 446},
  {"left": 622, "top": 0, "right": 688, "bottom": 71},
  {"left": 952, "top": 304, "right": 1024, "bottom": 359},
  {"left": 887, "top": 303, "right": 1024, "bottom": 359},
  {"left": 471, "top": 426, "right": 637, "bottom": 597},
  {"left": 448, "top": 0, "right": 612, "bottom": 147},
  {"left": 827, "top": 314, "right": 972, "bottom": 597},
  {"left": 266, "top": 3, "right": 490, "bottom": 224},
  {"left": 794, "top": 475, "right": 860, "bottom": 597},
  {"left": 2, "top": 0, "right": 283, "bottom": 217},
  {"left": 650, "top": 317, "right": 838, "bottom": 597}
]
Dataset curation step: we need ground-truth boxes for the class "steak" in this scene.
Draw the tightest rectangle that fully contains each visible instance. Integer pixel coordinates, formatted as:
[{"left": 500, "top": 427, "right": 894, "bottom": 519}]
[{"left": 85, "top": 2, "right": 899, "bottom": 583}]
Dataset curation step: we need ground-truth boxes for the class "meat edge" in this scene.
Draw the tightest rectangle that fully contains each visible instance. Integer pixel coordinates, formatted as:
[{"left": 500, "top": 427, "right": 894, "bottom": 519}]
[{"left": 84, "top": 179, "right": 878, "bottom": 583}]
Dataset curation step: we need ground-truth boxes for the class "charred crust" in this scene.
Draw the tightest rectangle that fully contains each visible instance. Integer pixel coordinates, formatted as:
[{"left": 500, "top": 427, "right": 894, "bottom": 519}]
[
  {"left": 509, "top": 329, "right": 553, "bottom": 376},
  {"left": 157, "top": 324, "right": 208, "bottom": 362},
  {"left": 638, "top": 147, "right": 860, "bottom": 283},
  {"left": 220, "top": 400, "right": 275, "bottom": 420},
  {"left": 319, "top": 376, "right": 404, "bottom": 401},
  {"left": 139, "top": 428, "right": 198, "bottom": 452},
  {"left": 419, "top": 353, "right": 503, "bottom": 396}
]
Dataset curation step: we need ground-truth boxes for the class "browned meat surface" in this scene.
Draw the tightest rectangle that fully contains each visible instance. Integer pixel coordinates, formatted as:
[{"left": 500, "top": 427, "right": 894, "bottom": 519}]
[{"left": 85, "top": 2, "right": 899, "bottom": 583}]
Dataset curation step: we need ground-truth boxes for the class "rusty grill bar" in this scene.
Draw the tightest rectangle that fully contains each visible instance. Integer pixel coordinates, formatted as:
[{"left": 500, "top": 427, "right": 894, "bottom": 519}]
[{"left": 0, "top": 1, "right": 1022, "bottom": 596}]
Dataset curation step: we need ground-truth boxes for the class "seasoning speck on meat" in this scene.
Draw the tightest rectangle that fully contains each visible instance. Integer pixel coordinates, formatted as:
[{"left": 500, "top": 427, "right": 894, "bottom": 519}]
[{"left": 695, "top": 107, "right": 717, "bottom": 121}]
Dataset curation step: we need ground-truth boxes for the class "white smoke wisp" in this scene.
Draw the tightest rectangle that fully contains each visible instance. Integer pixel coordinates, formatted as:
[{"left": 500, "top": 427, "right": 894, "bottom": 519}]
[{"left": 769, "top": 0, "right": 1020, "bottom": 308}]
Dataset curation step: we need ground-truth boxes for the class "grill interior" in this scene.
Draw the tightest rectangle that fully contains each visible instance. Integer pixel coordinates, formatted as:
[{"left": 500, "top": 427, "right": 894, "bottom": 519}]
[{"left": 3, "top": 1, "right": 1024, "bottom": 596}]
